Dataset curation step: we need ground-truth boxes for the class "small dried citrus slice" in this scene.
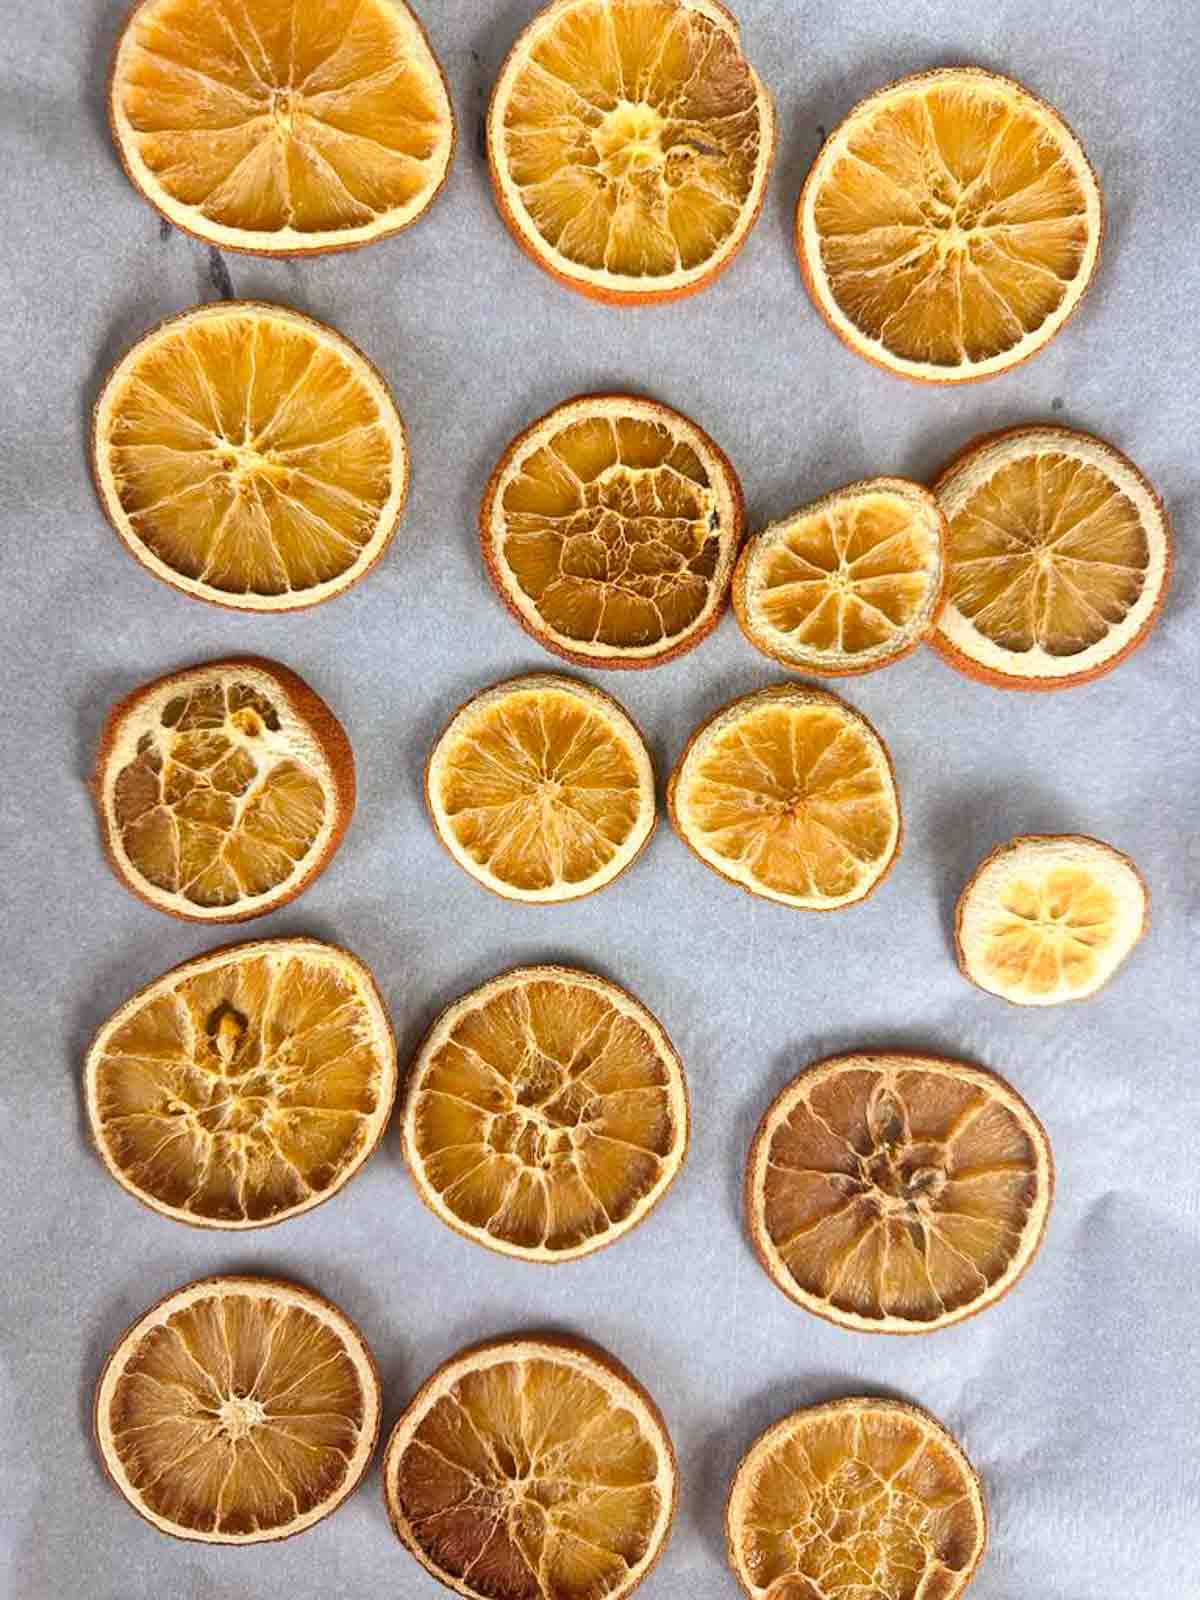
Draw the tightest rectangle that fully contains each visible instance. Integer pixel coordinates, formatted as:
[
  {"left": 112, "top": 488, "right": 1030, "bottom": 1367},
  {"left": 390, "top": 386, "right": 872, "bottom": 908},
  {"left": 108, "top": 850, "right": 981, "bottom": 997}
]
[
  {"left": 726, "top": 1398, "right": 987, "bottom": 1600},
  {"left": 481, "top": 393, "right": 744, "bottom": 668},
  {"left": 426, "top": 673, "right": 656, "bottom": 903},
  {"left": 94, "top": 1275, "right": 381, "bottom": 1542},
  {"left": 109, "top": 0, "right": 455, "bottom": 254},
  {"left": 746, "top": 1052, "right": 1053, "bottom": 1333},
  {"left": 668, "top": 684, "right": 901, "bottom": 909},
  {"left": 956, "top": 834, "right": 1147, "bottom": 1006},
  {"left": 796, "top": 68, "right": 1102, "bottom": 382},
  {"left": 84, "top": 938, "right": 397, "bottom": 1228},
  {"left": 733, "top": 478, "right": 947, "bottom": 676},
  {"left": 932, "top": 425, "right": 1172, "bottom": 688},
  {"left": 487, "top": 0, "right": 776, "bottom": 304},
  {"left": 92, "top": 301, "right": 408, "bottom": 611},
  {"left": 383, "top": 1334, "right": 676, "bottom": 1599}
]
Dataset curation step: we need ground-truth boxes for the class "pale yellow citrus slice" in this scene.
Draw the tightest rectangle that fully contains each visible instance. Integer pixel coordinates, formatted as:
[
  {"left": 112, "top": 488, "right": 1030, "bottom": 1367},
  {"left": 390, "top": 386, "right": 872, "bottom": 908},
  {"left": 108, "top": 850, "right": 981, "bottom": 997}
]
[
  {"left": 487, "top": 0, "right": 776, "bottom": 304},
  {"left": 91, "top": 301, "right": 409, "bottom": 611},
  {"left": 109, "top": 0, "right": 455, "bottom": 254},
  {"left": 94, "top": 1275, "right": 381, "bottom": 1542},
  {"left": 383, "top": 1334, "right": 676, "bottom": 1599},
  {"left": 796, "top": 68, "right": 1102, "bottom": 382}
]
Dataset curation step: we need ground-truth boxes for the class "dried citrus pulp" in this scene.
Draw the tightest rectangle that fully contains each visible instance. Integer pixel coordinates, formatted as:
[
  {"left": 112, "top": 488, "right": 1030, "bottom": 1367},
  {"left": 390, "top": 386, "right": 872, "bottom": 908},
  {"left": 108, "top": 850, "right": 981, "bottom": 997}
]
[
  {"left": 85, "top": 939, "right": 396, "bottom": 1228},
  {"left": 733, "top": 478, "right": 947, "bottom": 675},
  {"left": 92, "top": 301, "right": 408, "bottom": 610},
  {"left": 426, "top": 674, "right": 656, "bottom": 903},
  {"left": 481, "top": 393, "right": 744, "bottom": 667},
  {"left": 668, "top": 685, "right": 901, "bottom": 909},
  {"left": 94, "top": 1275, "right": 380, "bottom": 1541},
  {"left": 487, "top": 0, "right": 776, "bottom": 303},
  {"left": 109, "top": 0, "right": 455, "bottom": 253},
  {"left": 933, "top": 425, "right": 1172, "bottom": 688},
  {"left": 383, "top": 1334, "right": 677, "bottom": 1598},
  {"left": 796, "top": 68, "right": 1102, "bottom": 382},
  {"left": 956, "top": 834, "right": 1147, "bottom": 1005},
  {"left": 746, "top": 1052, "right": 1053, "bottom": 1333},
  {"left": 726, "top": 1398, "right": 987, "bottom": 1600}
]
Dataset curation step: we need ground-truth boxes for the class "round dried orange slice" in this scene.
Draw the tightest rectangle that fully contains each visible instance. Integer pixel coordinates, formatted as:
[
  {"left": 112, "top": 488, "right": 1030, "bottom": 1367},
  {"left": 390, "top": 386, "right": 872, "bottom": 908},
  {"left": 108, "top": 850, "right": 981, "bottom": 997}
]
[
  {"left": 91, "top": 301, "right": 408, "bottom": 611},
  {"left": 426, "top": 673, "right": 656, "bottom": 903},
  {"left": 668, "top": 684, "right": 901, "bottom": 910},
  {"left": 726, "top": 1398, "right": 987, "bottom": 1600},
  {"left": 480, "top": 393, "right": 744, "bottom": 668},
  {"left": 383, "top": 1333, "right": 676, "bottom": 1599},
  {"left": 733, "top": 478, "right": 947, "bottom": 676},
  {"left": 487, "top": 0, "right": 776, "bottom": 304},
  {"left": 746, "top": 1052, "right": 1053, "bottom": 1334},
  {"left": 796, "top": 68, "right": 1102, "bottom": 383},
  {"left": 84, "top": 938, "right": 397, "bottom": 1228},
  {"left": 94, "top": 1275, "right": 381, "bottom": 1542},
  {"left": 932, "top": 425, "right": 1172, "bottom": 689},
  {"left": 109, "top": 0, "right": 455, "bottom": 255},
  {"left": 956, "top": 834, "right": 1148, "bottom": 1006}
]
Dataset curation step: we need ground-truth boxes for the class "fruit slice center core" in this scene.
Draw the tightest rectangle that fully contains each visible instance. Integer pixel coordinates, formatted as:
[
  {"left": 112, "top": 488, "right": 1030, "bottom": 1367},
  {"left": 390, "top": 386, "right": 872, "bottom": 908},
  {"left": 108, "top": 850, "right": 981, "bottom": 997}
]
[
  {"left": 593, "top": 100, "right": 665, "bottom": 177},
  {"left": 217, "top": 1394, "right": 267, "bottom": 1443}
]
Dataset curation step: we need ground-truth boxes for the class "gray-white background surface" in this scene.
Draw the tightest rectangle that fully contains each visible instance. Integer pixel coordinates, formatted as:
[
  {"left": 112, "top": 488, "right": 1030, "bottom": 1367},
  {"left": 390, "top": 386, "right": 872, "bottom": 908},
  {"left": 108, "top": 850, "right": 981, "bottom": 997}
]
[{"left": 2, "top": 1, "right": 1198, "bottom": 1596}]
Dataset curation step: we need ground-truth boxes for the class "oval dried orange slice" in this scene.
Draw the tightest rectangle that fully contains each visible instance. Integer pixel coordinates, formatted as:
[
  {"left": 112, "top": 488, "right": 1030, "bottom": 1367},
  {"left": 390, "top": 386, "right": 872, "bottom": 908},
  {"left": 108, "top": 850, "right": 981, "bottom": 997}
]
[
  {"left": 85, "top": 938, "right": 397, "bottom": 1228},
  {"left": 109, "top": 0, "right": 455, "bottom": 255},
  {"left": 746, "top": 1052, "right": 1053, "bottom": 1333},
  {"left": 932, "top": 425, "right": 1172, "bottom": 689},
  {"left": 726, "top": 1398, "right": 987, "bottom": 1600},
  {"left": 796, "top": 68, "right": 1102, "bottom": 382},
  {"left": 481, "top": 393, "right": 744, "bottom": 668},
  {"left": 91, "top": 301, "right": 408, "bottom": 611},
  {"left": 426, "top": 673, "right": 656, "bottom": 903},
  {"left": 94, "top": 1275, "right": 381, "bottom": 1542},
  {"left": 487, "top": 0, "right": 776, "bottom": 304},
  {"left": 668, "top": 684, "right": 901, "bottom": 910},
  {"left": 956, "top": 834, "right": 1148, "bottom": 1006},
  {"left": 383, "top": 1333, "right": 676, "bottom": 1599},
  {"left": 733, "top": 478, "right": 947, "bottom": 676}
]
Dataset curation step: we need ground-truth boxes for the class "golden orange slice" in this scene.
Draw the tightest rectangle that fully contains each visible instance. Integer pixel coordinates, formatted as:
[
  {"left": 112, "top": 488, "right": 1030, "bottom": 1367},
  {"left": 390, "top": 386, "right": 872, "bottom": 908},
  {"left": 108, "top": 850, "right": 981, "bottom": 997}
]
[
  {"left": 383, "top": 1334, "right": 676, "bottom": 1599},
  {"left": 796, "top": 68, "right": 1102, "bottom": 382},
  {"left": 487, "top": 0, "right": 776, "bottom": 304},
  {"left": 91, "top": 301, "right": 408, "bottom": 611},
  {"left": 94, "top": 1275, "right": 380, "bottom": 1542}
]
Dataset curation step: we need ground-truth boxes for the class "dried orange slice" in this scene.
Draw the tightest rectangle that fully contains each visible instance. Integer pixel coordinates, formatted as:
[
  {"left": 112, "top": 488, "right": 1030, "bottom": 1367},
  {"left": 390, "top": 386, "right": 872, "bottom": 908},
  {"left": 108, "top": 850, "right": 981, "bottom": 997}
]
[
  {"left": 733, "top": 478, "right": 947, "bottom": 676},
  {"left": 383, "top": 1334, "right": 676, "bottom": 1598},
  {"left": 109, "top": 0, "right": 455, "bottom": 255},
  {"left": 746, "top": 1052, "right": 1053, "bottom": 1333},
  {"left": 932, "top": 426, "right": 1172, "bottom": 689},
  {"left": 487, "top": 0, "right": 776, "bottom": 304},
  {"left": 796, "top": 68, "right": 1102, "bottom": 382},
  {"left": 726, "top": 1398, "right": 987, "bottom": 1600},
  {"left": 94, "top": 1275, "right": 380, "bottom": 1542},
  {"left": 668, "top": 684, "right": 901, "bottom": 909},
  {"left": 91, "top": 301, "right": 408, "bottom": 611},
  {"left": 426, "top": 674, "right": 656, "bottom": 903},
  {"left": 84, "top": 938, "right": 397, "bottom": 1228},
  {"left": 481, "top": 393, "right": 744, "bottom": 668}
]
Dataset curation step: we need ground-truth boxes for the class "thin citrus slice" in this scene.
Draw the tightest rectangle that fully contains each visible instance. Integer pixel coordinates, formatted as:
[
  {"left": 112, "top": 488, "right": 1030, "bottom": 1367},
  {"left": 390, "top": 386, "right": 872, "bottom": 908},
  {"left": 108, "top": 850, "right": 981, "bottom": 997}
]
[
  {"left": 426, "top": 673, "right": 656, "bottom": 903},
  {"left": 481, "top": 393, "right": 745, "bottom": 667},
  {"left": 726, "top": 1398, "right": 987, "bottom": 1600},
  {"left": 487, "top": 0, "right": 776, "bottom": 304},
  {"left": 85, "top": 938, "right": 397, "bottom": 1228},
  {"left": 733, "top": 478, "right": 947, "bottom": 676},
  {"left": 796, "top": 68, "right": 1102, "bottom": 382},
  {"left": 94, "top": 1275, "right": 381, "bottom": 1542},
  {"left": 383, "top": 1334, "right": 676, "bottom": 1599},
  {"left": 746, "top": 1052, "right": 1053, "bottom": 1333},
  {"left": 91, "top": 301, "right": 408, "bottom": 611},
  {"left": 668, "top": 684, "right": 901, "bottom": 909},
  {"left": 932, "top": 425, "right": 1172, "bottom": 688},
  {"left": 109, "top": 0, "right": 455, "bottom": 255}
]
